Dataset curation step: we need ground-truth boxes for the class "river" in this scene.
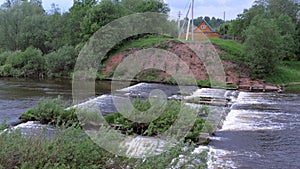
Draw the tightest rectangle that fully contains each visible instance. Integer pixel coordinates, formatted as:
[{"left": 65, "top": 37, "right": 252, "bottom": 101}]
[
  {"left": 209, "top": 92, "right": 300, "bottom": 169},
  {"left": 0, "top": 78, "right": 127, "bottom": 125},
  {"left": 0, "top": 78, "right": 299, "bottom": 168}
]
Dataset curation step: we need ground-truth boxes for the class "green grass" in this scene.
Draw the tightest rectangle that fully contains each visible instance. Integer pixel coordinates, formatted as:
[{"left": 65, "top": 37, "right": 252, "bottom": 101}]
[
  {"left": 20, "top": 97, "right": 78, "bottom": 126},
  {"left": 116, "top": 36, "right": 175, "bottom": 53},
  {"left": 209, "top": 38, "right": 243, "bottom": 56},
  {"left": 1, "top": 97, "right": 209, "bottom": 168},
  {"left": 209, "top": 38, "right": 243, "bottom": 62},
  {"left": 285, "top": 84, "right": 300, "bottom": 93},
  {"left": 265, "top": 61, "right": 300, "bottom": 92},
  {"left": 104, "top": 99, "right": 208, "bottom": 143},
  {"left": 265, "top": 61, "right": 300, "bottom": 84},
  {"left": 0, "top": 126, "right": 207, "bottom": 168}
]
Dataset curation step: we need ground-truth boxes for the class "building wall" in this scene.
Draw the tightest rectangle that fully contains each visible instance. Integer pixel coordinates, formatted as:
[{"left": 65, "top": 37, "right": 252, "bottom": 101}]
[
  {"left": 181, "top": 21, "right": 220, "bottom": 40},
  {"left": 182, "top": 30, "right": 220, "bottom": 40},
  {"left": 197, "top": 22, "right": 213, "bottom": 33}
]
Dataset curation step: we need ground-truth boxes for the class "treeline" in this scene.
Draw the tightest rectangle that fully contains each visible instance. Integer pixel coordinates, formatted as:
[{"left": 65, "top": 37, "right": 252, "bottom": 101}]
[
  {"left": 221, "top": 0, "right": 300, "bottom": 78},
  {"left": 0, "top": 0, "right": 170, "bottom": 78}
]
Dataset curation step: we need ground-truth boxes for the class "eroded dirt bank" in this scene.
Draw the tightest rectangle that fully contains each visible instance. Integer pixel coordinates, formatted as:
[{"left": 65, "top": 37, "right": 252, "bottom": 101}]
[{"left": 102, "top": 40, "right": 281, "bottom": 92}]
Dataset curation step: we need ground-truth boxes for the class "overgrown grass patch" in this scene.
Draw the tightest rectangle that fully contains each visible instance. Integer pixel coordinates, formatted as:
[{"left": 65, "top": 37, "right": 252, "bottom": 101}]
[
  {"left": 11, "top": 97, "right": 210, "bottom": 168},
  {"left": 113, "top": 35, "right": 175, "bottom": 54},
  {"left": 105, "top": 99, "right": 208, "bottom": 143},
  {"left": 210, "top": 38, "right": 243, "bottom": 62},
  {"left": 0, "top": 126, "right": 207, "bottom": 168},
  {"left": 0, "top": 126, "right": 114, "bottom": 169},
  {"left": 20, "top": 97, "right": 78, "bottom": 126},
  {"left": 210, "top": 38, "right": 243, "bottom": 56},
  {"left": 265, "top": 61, "right": 300, "bottom": 85}
]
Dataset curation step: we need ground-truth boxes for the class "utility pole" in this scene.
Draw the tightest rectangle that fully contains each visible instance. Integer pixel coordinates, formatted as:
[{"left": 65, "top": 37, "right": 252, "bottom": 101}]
[
  {"left": 178, "top": 11, "right": 182, "bottom": 31},
  {"left": 186, "top": 1, "right": 192, "bottom": 41},
  {"left": 223, "top": 11, "right": 226, "bottom": 35},
  {"left": 191, "top": 0, "right": 194, "bottom": 41},
  {"left": 178, "top": 1, "right": 191, "bottom": 39}
]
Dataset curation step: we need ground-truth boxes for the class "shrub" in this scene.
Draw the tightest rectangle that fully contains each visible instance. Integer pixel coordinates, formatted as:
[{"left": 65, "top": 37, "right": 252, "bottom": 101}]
[
  {"left": 0, "top": 64, "right": 13, "bottom": 77},
  {"left": 105, "top": 99, "right": 207, "bottom": 143},
  {"left": 5, "top": 47, "right": 45, "bottom": 77},
  {"left": 0, "top": 126, "right": 113, "bottom": 169},
  {"left": 243, "top": 15, "right": 283, "bottom": 78},
  {"left": 0, "top": 126, "right": 207, "bottom": 169},
  {"left": 45, "top": 46, "right": 78, "bottom": 77},
  {"left": 21, "top": 97, "right": 78, "bottom": 125},
  {"left": 0, "top": 51, "right": 11, "bottom": 66}
]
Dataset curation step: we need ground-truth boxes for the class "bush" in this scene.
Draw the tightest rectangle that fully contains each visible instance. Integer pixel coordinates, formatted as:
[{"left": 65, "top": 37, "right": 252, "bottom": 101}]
[
  {"left": 0, "top": 64, "right": 13, "bottom": 77},
  {"left": 0, "top": 126, "right": 207, "bottom": 169},
  {"left": 0, "top": 126, "right": 113, "bottom": 169},
  {"left": 105, "top": 99, "right": 207, "bottom": 143},
  {"left": 4, "top": 47, "right": 45, "bottom": 77},
  {"left": 0, "top": 51, "right": 12, "bottom": 66},
  {"left": 13, "top": 98, "right": 209, "bottom": 168},
  {"left": 21, "top": 97, "right": 78, "bottom": 125},
  {"left": 243, "top": 15, "right": 283, "bottom": 78},
  {"left": 45, "top": 46, "right": 78, "bottom": 77}
]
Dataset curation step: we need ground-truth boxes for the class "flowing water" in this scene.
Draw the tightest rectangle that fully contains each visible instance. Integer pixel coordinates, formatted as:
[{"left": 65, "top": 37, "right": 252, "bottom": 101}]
[
  {"left": 0, "top": 78, "right": 126, "bottom": 125},
  {"left": 208, "top": 92, "right": 300, "bottom": 169},
  {"left": 1, "top": 78, "right": 300, "bottom": 168}
]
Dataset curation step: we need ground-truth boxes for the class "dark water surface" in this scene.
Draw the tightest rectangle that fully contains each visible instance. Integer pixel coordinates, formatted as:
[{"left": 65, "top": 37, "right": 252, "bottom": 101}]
[
  {"left": 0, "top": 78, "right": 126, "bottom": 125},
  {"left": 209, "top": 92, "right": 300, "bottom": 169}
]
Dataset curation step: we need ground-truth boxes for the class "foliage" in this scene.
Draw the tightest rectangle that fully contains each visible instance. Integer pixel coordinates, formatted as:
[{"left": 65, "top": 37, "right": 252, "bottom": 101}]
[
  {"left": 80, "top": 0, "right": 170, "bottom": 42},
  {"left": 0, "top": 125, "right": 207, "bottom": 168},
  {"left": 231, "top": 5, "right": 265, "bottom": 41},
  {"left": 0, "top": 51, "right": 11, "bottom": 66},
  {"left": 1, "top": 47, "right": 45, "bottom": 77},
  {"left": 21, "top": 97, "right": 78, "bottom": 125},
  {"left": 0, "top": 126, "right": 113, "bottom": 169},
  {"left": 275, "top": 14, "right": 298, "bottom": 60},
  {"left": 105, "top": 99, "right": 207, "bottom": 143},
  {"left": 265, "top": 61, "right": 300, "bottom": 84},
  {"left": 225, "top": 0, "right": 300, "bottom": 77},
  {"left": 45, "top": 46, "right": 78, "bottom": 77},
  {"left": 210, "top": 38, "right": 243, "bottom": 56},
  {"left": 243, "top": 15, "right": 283, "bottom": 78},
  {"left": 197, "top": 80, "right": 211, "bottom": 87},
  {"left": 0, "top": 1, "right": 45, "bottom": 51},
  {"left": 0, "top": 0, "right": 174, "bottom": 78},
  {"left": 116, "top": 35, "right": 174, "bottom": 53},
  {"left": 4, "top": 96, "right": 208, "bottom": 168}
]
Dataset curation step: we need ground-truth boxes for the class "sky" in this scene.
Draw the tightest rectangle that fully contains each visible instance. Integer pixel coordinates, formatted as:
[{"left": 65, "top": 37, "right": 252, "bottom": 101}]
[{"left": 0, "top": 0, "right": 255, "bottom": 20}]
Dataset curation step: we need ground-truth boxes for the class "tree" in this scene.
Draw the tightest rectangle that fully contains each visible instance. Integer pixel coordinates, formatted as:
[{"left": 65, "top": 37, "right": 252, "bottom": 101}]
[
  {"left": 80, "top": 0, "right": 170, "bottom": 42},
  {"left": 243, "top": 15, "right": 283, "bottom": 78},
  {"left": 276, "top": 14, "right": 298, "bottom": 60},
  {"left": 0, "top": 1, "right": 44, "bottom": 51},
  {"left": 121, "top": 0, "right": 170, "bottom": 14},
  {"left": 269, "top": 0, "right": 300, "bottom": 22},
  {"left": 232, "top": 5, "right": 265, "bottom": 41},
  {"left": 80, "top": 0, "right": 125, "bottom": 42}
]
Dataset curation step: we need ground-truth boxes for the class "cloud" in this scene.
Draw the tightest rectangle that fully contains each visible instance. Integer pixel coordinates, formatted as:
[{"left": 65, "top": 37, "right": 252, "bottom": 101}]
[
  {"left": 0, "top": 0, "right": 254, "bottom": 20},
  {"left": 167, "top": 0, "right": 255, "bottom": 20}
]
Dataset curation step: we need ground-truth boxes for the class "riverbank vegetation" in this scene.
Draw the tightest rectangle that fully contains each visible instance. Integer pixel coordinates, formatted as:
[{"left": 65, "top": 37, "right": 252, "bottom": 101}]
[
  {"left": 0, "top": 127, "right": 207, "bottom": 168},
  {"left": 3, "top": 97, "right": 209, "bottom": 168},
  {"left": 20, "top": 97, "right": 210, "bottom": 143},
  {"left": 0, "top": 0, "right": 171, "bottom": 78},
  {"left": 219, "top": 0, "right": 300, "bottom": 79},
  {"left": 0, "top": 0, "right": 299, "bottom": 87}
]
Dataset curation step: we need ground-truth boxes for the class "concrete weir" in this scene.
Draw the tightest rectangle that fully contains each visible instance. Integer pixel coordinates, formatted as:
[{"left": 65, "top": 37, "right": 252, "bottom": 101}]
[
  {"left": 182, "top": 88, "right": 238, "bottom": 144},
  {"left": 112, "top": 84, "right": 238, "bottom": 157}
]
